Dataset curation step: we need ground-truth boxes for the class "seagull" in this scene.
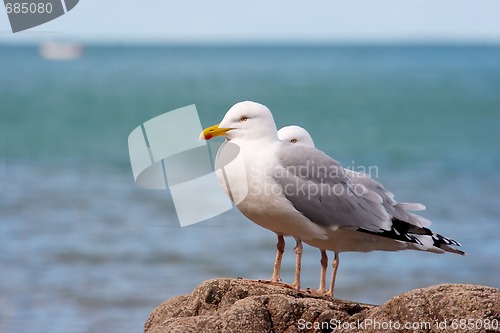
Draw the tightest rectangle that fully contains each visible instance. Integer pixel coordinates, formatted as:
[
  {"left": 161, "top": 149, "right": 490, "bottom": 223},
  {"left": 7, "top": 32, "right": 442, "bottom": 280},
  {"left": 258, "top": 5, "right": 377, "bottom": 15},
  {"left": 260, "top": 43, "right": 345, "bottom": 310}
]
[
  {"left": 277, "top": 125, "right": 328, "bottom": 293},
  {"left": 277, "top": 125, "right": 442, "bottom": 295},
  {"left": 200, "top": 101, "right": 466, "bottom": 297}
]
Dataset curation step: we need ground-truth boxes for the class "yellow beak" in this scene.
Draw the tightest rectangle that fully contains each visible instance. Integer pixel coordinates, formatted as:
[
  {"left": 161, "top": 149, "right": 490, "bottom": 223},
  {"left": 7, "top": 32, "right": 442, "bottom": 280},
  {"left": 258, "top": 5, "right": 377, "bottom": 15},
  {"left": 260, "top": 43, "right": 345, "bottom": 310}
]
[{"left": 199, "top": 124, "right": 232, "bottom": 140}]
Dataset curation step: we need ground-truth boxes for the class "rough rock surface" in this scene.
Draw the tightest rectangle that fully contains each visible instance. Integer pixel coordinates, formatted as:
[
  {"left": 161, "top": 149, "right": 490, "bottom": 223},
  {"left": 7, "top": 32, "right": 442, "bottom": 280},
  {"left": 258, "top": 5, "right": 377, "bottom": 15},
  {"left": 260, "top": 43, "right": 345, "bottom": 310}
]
[{"left": 145, "top": 278, "right": 499, "bottom": 333}]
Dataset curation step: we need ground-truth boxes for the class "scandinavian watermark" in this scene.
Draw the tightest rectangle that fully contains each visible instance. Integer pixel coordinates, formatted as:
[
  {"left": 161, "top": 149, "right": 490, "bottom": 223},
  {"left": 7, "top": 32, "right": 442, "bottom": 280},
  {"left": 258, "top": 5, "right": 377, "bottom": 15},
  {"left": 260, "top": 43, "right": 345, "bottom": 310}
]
[
  {"left": 246, "top": 160, "right": 379, "bottom": 200},
  {"left": 128, "top": 105, "right": 247, "bottom": 227}
]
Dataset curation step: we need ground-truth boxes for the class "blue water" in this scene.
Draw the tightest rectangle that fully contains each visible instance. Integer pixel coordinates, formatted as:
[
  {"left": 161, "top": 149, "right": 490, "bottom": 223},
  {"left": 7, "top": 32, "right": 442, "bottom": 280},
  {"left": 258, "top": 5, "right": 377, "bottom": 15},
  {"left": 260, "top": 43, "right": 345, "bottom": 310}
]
[{"left": 1, "top": 44, "right": 499, "bottom": 332}]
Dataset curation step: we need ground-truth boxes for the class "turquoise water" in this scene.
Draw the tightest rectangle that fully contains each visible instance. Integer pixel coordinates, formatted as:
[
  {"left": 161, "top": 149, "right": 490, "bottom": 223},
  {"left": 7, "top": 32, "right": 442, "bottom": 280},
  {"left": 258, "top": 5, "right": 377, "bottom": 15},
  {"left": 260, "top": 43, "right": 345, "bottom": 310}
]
[{"left": 1, "top": 45, "right": 499, "bottom": 332}]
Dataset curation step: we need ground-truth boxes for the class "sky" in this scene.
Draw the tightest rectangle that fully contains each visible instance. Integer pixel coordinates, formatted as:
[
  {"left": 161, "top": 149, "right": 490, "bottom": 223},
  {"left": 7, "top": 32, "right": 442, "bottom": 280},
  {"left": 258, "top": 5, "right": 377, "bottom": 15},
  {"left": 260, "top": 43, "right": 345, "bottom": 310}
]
[{"left": 1, "top": 0, "right": 500, "bottom": 43}]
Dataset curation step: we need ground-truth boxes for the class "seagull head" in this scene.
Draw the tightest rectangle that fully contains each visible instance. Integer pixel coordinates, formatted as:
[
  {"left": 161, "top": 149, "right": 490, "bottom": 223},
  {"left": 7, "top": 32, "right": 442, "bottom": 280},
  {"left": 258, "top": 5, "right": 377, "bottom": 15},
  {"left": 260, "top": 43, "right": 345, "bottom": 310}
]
[
  {"left": 200, "top": 101, "right": 279, "bottom": 142},
  {"left": 277, "top": 125, "right": 315, "bottom": 148}
]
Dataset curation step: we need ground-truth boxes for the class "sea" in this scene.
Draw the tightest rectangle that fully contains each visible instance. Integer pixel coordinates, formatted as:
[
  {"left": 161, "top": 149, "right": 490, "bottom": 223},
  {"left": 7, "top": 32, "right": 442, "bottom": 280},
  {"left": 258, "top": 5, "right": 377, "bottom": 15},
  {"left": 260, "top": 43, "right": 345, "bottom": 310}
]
[{"left": 1, "top": 44, "right": 499, "bottom": 333}]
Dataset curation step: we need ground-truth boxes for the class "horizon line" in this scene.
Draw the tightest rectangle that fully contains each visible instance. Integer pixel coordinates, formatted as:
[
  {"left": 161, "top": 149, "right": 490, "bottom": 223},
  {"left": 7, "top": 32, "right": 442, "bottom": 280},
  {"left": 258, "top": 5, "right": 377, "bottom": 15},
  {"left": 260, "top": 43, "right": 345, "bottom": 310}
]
[{"left": 1, "top": 39, "right": 500, "bottom": 47}]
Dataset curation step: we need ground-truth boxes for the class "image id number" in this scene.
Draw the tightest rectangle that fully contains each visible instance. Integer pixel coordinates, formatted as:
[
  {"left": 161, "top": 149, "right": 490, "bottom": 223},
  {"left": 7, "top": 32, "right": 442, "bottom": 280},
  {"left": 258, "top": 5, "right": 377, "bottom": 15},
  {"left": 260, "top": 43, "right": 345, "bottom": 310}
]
[{"left": 5, "top": 2, "right": 53, "bottom": 14}]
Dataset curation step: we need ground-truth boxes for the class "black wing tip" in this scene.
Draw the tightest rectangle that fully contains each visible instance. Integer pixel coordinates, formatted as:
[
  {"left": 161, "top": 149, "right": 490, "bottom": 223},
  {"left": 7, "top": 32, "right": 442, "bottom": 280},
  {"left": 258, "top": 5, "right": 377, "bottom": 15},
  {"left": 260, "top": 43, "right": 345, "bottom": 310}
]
[
  {"left": 356, "top": 222, "right": 466, "bottom": 255},
  {"left": 438, "top": 243, "right": 467, "bottom": 256},
  {"left": 390, "top": 218, "right": 466, "bottom": 255},
  {"left": 432, "top": 233, "right": 467, "bottom": 254}
]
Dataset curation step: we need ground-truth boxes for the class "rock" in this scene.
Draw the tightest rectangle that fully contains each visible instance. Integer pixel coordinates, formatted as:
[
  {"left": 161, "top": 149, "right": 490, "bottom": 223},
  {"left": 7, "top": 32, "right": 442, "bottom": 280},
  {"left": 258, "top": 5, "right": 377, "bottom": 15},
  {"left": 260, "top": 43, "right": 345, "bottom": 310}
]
[
  {"left": 145, "top": 278, "right": 499, "bottom": 333},
  {"left": 358, "top": 284, "right": 500, "bottom": 333}
]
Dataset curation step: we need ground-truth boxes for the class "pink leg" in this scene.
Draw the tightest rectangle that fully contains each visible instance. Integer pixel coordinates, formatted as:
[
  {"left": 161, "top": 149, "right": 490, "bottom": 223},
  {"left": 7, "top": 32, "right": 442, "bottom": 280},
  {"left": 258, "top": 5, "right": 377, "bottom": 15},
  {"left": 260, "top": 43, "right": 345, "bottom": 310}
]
[
  {"left": 271, "top": 234, "right": 285, "bottom": 283},
  {"left": 292, "top": 239, "right": 303, "bottom": 290},
  {"left": 327, "top": 252, "right": 340, "bottom": 298},
  {"left": 318, "top": 249, "right": 328, "bottom": 293}
]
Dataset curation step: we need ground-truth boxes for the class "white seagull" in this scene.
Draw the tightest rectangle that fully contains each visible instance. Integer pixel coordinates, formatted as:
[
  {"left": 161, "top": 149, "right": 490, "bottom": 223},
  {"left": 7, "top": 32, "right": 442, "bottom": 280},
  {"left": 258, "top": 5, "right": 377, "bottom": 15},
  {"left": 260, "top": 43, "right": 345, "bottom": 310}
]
[
  {"left": 277, "top": 125, "right": 461, "bottom": 295},
  {"left": 200, "top": 102, "right": 466, "bottom": 297},
  {"left": 277, "top": 125, "right": 329, "bottom": 293}
]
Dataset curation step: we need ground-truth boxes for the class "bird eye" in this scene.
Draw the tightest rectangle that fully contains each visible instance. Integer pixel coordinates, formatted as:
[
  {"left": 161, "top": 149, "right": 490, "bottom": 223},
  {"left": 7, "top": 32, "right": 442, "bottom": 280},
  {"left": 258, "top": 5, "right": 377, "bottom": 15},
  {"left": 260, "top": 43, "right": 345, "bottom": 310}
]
[
  {"left": 290, "top": 138, "right": 297, "bottom": 143},
  {"left": 240, "top": 116, "right": 248, "bottom": 122}
]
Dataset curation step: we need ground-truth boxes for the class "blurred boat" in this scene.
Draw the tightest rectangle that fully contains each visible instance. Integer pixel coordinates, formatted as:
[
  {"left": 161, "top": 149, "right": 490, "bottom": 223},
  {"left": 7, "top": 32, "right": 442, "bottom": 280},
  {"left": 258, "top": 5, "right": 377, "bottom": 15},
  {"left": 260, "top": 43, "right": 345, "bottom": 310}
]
[{"left": 39, "top": 41, "right": 83, "bottom": 60}]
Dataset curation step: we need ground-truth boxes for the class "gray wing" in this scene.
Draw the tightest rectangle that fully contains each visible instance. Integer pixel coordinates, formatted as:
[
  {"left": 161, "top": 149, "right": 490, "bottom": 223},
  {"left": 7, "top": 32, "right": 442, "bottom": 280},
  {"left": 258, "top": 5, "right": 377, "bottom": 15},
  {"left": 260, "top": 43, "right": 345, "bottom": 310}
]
[
  {"left": 273, "top": 144, "right": 393, "bottom": 232},
  {"left": 273, "top": 144, "right": 465, "bottom": 254},
  {"left": 345, "top": 169, "right": 431, "bottom": 228}
]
